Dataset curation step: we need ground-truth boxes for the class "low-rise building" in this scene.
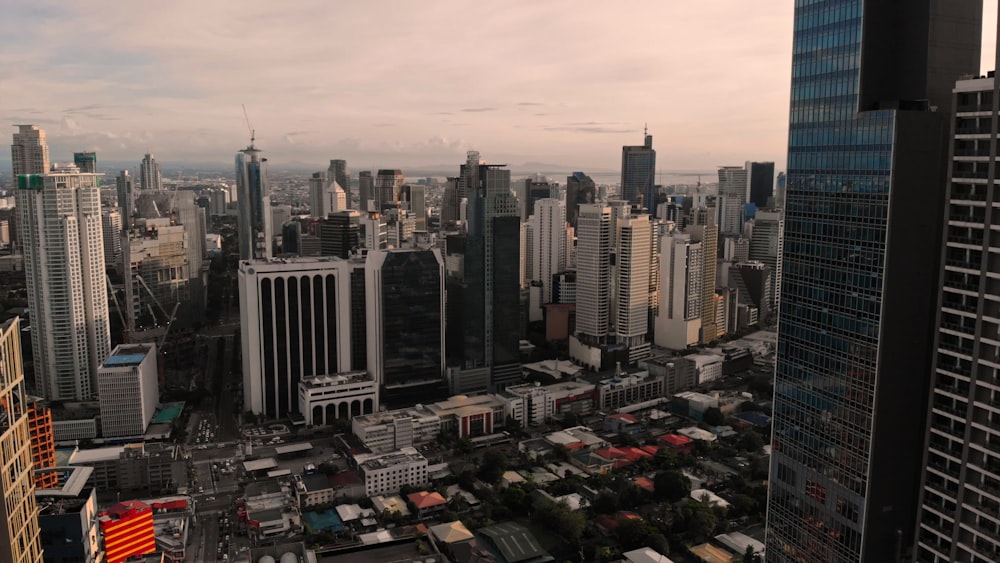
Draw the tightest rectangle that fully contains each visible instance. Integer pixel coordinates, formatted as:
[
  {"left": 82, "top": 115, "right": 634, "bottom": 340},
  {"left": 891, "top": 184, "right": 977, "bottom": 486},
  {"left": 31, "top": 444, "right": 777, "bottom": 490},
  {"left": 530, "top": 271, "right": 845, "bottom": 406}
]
[
  {"left": 352, "top": 408, "right": 441, "bottom": 454},
  {"left": 598, "top": 367, "right": 665, "bottom": 411},
  {"left": 407, "top": 491, "right": 447, "bottom": 518},
  {"left": 671, "top": 391, "right": 719, "bottom": 420},
  {"left": 295, "top": 474, "right": 335, "bottom": 508},
  {"left": 501, "top": 381, "right": 596, "bottom": 427},
  {"left": 424, "top": 394, "right": 507, "bottom": 438},
  {"left": 356, "top": 447, "right": 428, "bottom": 496},
  {"left": 298, "top": 371, "right": 378, "bottom": 427}
]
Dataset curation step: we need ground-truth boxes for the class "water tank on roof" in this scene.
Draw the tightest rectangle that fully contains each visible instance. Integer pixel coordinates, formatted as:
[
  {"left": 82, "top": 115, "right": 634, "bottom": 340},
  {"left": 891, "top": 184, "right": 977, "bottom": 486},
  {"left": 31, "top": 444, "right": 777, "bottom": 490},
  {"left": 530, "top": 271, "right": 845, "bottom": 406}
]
[
  {"left": 258, "top": 556, "right": 276, "bottom": 563},
  {"left": 280, "top": 553, "right": 297, "bottom": 563}
]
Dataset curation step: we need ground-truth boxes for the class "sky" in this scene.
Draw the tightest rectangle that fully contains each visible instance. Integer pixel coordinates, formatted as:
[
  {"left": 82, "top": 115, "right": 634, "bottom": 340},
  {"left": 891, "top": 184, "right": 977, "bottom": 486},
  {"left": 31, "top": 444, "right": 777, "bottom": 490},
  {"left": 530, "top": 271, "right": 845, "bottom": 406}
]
[{"left": 1, "top": 1, "right": 997, "bottom": 173}]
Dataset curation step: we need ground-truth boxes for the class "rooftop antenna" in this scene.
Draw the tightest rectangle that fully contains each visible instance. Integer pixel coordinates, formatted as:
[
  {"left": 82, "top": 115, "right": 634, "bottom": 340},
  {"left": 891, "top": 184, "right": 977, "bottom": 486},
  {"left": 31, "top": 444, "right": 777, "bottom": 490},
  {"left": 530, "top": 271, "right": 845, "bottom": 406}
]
[
  {"left": 643, "top": 123, "right": 648, "bottom": 137},
  {"left": 242, "top": 104, "right": 255, "bottom": 148}
]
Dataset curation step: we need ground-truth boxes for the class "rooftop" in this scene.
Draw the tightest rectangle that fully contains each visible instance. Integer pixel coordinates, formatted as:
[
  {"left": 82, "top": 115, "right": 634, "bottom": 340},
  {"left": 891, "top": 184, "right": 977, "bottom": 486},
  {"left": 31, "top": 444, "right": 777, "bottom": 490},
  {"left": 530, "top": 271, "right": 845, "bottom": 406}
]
[
  {"left": 428, "top": 520, "right": 475, "bottom": 544},
  {"left": 35, "top": 466, "right": 94, "bottom": 498},
  {"left": 102, "top": 344, "right": 154, "bottom": 368},
  {"left": 301, "top": 473, "right": 331, "bottom": 492},
  {"left": 623, "top": 547, "right": 675, "bottom": 563},
  {"left": 407, "top": 490, "right": 447, "bottom": 510},
  {"left": 70, "top": 445, "right": 129, "bottom": 465},
  {"left": 274, "top": 442, "right": 312, "bottom": 455},
  {"left": 478, "top": 521, "right": 550, "bottom": 563},
  {"left": 243, "top": 458, "right": 279, "bottom": 472},
  {"left": 299, "top": 371, "right": 372, "bottom": 388},
  {"left": 356, "top": 447, "right": 426, "bottom": 470}
]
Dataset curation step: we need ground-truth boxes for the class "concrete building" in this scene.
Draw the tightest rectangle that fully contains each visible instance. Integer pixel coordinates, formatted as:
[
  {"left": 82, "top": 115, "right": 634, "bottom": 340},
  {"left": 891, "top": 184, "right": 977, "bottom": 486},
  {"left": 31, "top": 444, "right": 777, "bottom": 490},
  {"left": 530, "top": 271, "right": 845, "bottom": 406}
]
[
  {"left": 239, "top": 257, "right": 355, "bottom": 419},
  {"left": 297, "top": 371, "right": 377, "bottom": 427},
  {"left": 573, "top": 204, "right": 612, "bottom": 359},
  {"left": 99, "top": 500, "right": 156, "bottom": 563},
  {"left": 356, "top": 447, "right": 429, "bottom": 497},
  {"left": 36, "top": 469, "right": 101, "bottom": 563},
  {"left": 656, "top": 231, "right": 703, "bottom": 350},
  {"left": 529, "top": 198, "right": 566, "bottom": 312},
  {"left": 597, "top": 367, "right": 664, "bottom": 411},
  {"left": 27, "top": 398, "right": 57, "bottom": 489},
  {"left": 328, "top": 159, "right": 350, "bottom": 209},
  {"left": 688, "top": 203, "right": 719, "bottom": 344},
  {"left": 123, "top": 218, "right": 190, "bottom": 333},
  {"left": 748, "top": 209, "right": 783, "bottom": 311},
  {"left": 15, "top": 155, "right": 111, "bottom": 401},
  {"left": 621, "top": 133, "right": 656, "bottom": 213},
  {"left": 11, "top": 124, "right": 50, "bottom": 176},
  {"left": 0, "top": 318, "right": 44, "bottom": 562},
  {"left": 102, "top": 207, "right": 123, "bottom": 273},
  {"left": 502, "top": 381, "right": 597, "bottom": 427},
  {"left": 612, "top": 214, "right": 652, "bottom": 363},
  {"left": 374, "top": 169, "right": 404, "bottom": 211},
  {"left": 352, "top": 408, "right": 442, "bottom": 454},
  {"left": 138, "top": 153, "right": 162, "bottom": 191},
  {"left": 97, "top": 344, "right": 159, "bottom": 439},
  {"left": 718, "top": 166, "right": 748, "bottom": 236}
]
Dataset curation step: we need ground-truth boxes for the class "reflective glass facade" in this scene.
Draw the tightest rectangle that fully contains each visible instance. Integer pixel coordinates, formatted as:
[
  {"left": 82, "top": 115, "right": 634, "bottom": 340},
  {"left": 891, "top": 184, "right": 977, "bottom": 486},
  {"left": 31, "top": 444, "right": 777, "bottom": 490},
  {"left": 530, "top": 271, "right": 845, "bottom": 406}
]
[{"left": 768, "top": 1, "right": 981, "bottom": 562}]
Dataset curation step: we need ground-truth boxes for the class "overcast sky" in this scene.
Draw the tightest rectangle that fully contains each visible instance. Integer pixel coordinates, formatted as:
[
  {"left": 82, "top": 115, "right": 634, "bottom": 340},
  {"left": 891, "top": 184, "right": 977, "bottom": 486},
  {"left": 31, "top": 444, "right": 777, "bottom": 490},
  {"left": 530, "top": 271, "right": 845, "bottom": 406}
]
[{"left": 1, "top": 1, "right": 996, "bottom": 173}]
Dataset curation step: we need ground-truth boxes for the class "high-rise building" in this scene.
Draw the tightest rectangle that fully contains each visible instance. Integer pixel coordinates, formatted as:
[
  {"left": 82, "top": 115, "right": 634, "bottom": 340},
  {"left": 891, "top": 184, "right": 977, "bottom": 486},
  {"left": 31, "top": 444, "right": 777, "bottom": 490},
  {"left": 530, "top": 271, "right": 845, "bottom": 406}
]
[
  {"left": 519, "top": 176, "right": 554, "bottom": 222},
  {"left": 308, "top": 171, "right": 328, "bottom": 218},
  {"left": 319, "top": 210, "right": 361, "bottom": 259},
  {"left": 0, "top": 317, "right": 45, "bottom": 563},
  {"left": 530, "top": 199, "right": 566, "bottom": 306},
  {"left": 328, "top": 159, "right": 350, "bottom": 208},
  {"left": 123, "top": 218, "right": 190, "bottom": 333},
  {"left": 441, "top": 177, "right": 461, "bottom": 227},
  {"left": 748, "top": 209, "right": 783, "bottom": 311},
  {"left": 366, "top": 248, "right": 447, "bottom": 407},
  {"left": 26, "top": 398, "right": 57, "bottom": 489},
  {"left": 98, "top": 500, "right": 156, "bottom": 563},
  {"left": 574, "top": 204, "right": 612, "bottom": 346},
  {"left": 358, "top": 170, "right": 374, "bottom": 213},
  {"left": 97, "top": 344, "right": 159, "bottom": 439},
  {"left": 375, "top": 169, "right": 404, "bottom": 211},
  {"left": 101, "top": 207, "right": 123, "bottom": 273},
  {"left": 11, "top": 124, "right": 50, "bottom": 176},
  {"left": 766, "top": 2, "right": 981, "bottom": 562},
  {"left": 138, "top": 153, "right": 161, "bottom": 191},
  {"left": 37, "top": 478, "right": 101, "bottom": 563},
  {"left": 73, "top": 151, "right": 97, "bottom": 174},
  {"left": 621, "top": 133, "right": 656, "bottom": 213},
  {"left": 914, "top": 60, "right": 1000, "bottom": 562},
  {"left": 239, "top": 257, "right": 356, "bottom": 418},
  {"left": 360, "top": 212, "right": 388, "bottom": 250},
  {"left": 718, "top": 165, "right": 748, "bottom": 236},
  {"left": 655, "top": 231, "right": 703, "bottom": 350},
  {"left": 775, "top": 171, "right": 787, "bottom": 207},
  {"left": 612, "top": 214, "right": 652, "bottom": 363},
  {"left": 687, "top": 202, "right": 718, "bottom": 344},
  {"left": 15, "top": 154, "right": 111, "bottom": 401},
  {"left": 235, "top": 142, "right": 271, "bottom": 261},
  {"left": 410, "top": 185, "right": 427, "bottom": 231},
  {"left": 565, "top": 172, "right": 597, "bottom": 229},
  {"left": 115, "top": 170, "right": 135, "bottom": 228},
  {"left": 747, "top": 161, "right": 775, "bottom": 209}
]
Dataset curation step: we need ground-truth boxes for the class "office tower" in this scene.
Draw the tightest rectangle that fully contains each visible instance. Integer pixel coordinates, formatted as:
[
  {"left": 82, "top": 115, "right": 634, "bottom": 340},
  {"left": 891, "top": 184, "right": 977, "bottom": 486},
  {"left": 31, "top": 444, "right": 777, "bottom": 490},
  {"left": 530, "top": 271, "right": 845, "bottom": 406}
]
[
  {"left": 530, "top": 199, "right": 566, "bottom": 305},
  {"left": 621, "top": 132, "right": 656, "bottom": 213},
  {"left": 97, "top": 344, "right": 159, "bottom": 439},
  {"left": 655, "top": 232, "right": 703, "bottom": 350},
  {"left": 115, "top": 170, "right": 135, "bottom": 228},
  {"left": 0, "top": 317, "right": 45, "bottom": 563},
  {"left": 375, "top": 169, "right": 404, "bottom": 211},
  {"left": 281, "top": 221, "right": 301, "bottom": 254},
  {"left": 239, "top": 258, "right": 356, "bottom": 418},
  {"left": 748, "top": 209, "right": 783, "bottom": 310},
  {"left": 98, "top": 500, "right": 156, "bottom": 563},
  {"left": 718, "top": 165, "right": 748, "bottom": 236},
  {"left": 360, "top": 212, "right": 388, "bottom": 250},
  {"left": 915, "top": 62, "right": 1000, "bottom": 561},
  {"left": 565, "top": 172, "right": 597, "bottom": 229},
  {"left": 385, "top": 209, "right": 416, "bottom": 248},
  {"left": 766, "top": 2, "right": 981, "bottom": 562},
  {"left": 747, "top": 161, "right": 775, "bottom": 209},
  {"left": 16, "top": 160, "right": 111, "bottom": 401},
  {"left": 328, "top": 159, "right": 350, "bottom": 208},
  {"left": 358, "top": 170, "right": 374, "bottom": 212},
  {"left": 26, "top": 398, "right": 57, "bottom": 489},
  {"left": 319, "top": 210, "right": 361, "bottom": 259},
  {"left": 441, "top": 177, "right": 461, "bottom": 227},
  {"left": 138, "top": 153, "right": 161, "bottom": 191},
  {"left": 410, "top": 184, "right": 427, "bottom": 231},
  {"left": 73, "top": 151, "right": 97, "bottom": 174},
  {"left": 574, "top": 204, "right": 612, "bottom": 346},
  {"left": 775, "top": 171, "right": 787, "bottom": 207},
  {"left": 728, "top": 261, "right": 771, "bottom": 330},
  {"left": 174, "top": 194, "right": 207, "bottom": 280},
  {"left": 366, "top": 248, "right": 447, "bottom": 407},
  {"left": 101, "top": 207, "right": 123, "bottom": 273},
  {"left": 612, "top": 214, "right": 652, "bottom": 362},
  {"left": 687, "top": 202, "right": 718, "bottom": 344},
  {"left": 519, "top": 176, "right": 554, "bottom": 222},
  {"left": 11, "top": 124, "right": 50, "bottom": 175},
  {"left": 308, "top": 171, "right": 328, "bottom": 218},
  {"left": 330, "top": 181, "right": 347, "bottom": 213},
  {"left": 235, "top": 142, "right": 271, "bottom": 261}
]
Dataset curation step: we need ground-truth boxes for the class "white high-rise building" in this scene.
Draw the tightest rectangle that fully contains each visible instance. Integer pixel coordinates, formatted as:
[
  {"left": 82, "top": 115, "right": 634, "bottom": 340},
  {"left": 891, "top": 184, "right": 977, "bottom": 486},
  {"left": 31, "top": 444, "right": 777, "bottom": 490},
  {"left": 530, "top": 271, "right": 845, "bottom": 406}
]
[
  {"left": 748, "top": 209, "right": 784, "bottom": 311},
  {"left": 101, "top": 207, "right": 123, "bottom": 274},
  {"left": 97, "top": 343, "right": 159, "bottom": 438},
  {"left": 11, "top": 124, "right": 49, "bottom": 176},
  {"left": 612, "top": 214, "right": 652, "bottom": 363},
  {"left": 656, "top": 232, "right": 703, "bottom": 350},
  {"left": 239, "top": 257, "right": 354, "bottom": 418},
  {"left": 574, "top": 204, "right": 611, "bottom": 344},
  {"left": 139, "top": 153, "right": 162, "bottom": 191},
  {"left": 15, "top": 151, "right": 111, "bottom": 401},
  {"left": 718, "top": 165, "right": 748, "bottom": 236},
  {"left": 530, "top": 199, "right": 566, "bottom": 306}
]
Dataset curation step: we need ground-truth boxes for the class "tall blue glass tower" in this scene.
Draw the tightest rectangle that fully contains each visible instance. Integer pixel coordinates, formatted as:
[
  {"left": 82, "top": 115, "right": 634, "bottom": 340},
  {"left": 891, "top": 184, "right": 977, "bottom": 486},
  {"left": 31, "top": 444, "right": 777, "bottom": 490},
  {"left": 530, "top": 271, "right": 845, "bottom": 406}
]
[
  {"left": 621, "top": 133, "right": 656, "bottom": 214},
  {"left": 766, "top": 2, "right": 982, "bottom": 562}
]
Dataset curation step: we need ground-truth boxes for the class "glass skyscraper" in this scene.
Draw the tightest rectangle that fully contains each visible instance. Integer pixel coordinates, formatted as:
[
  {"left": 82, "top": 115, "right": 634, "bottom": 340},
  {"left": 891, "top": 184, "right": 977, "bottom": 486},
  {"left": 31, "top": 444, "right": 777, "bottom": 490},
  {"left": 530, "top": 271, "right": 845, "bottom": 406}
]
[
  {"left": 766, "top": 1, "right": 981, "bottom": 562},
  {"left": 620, "top": 133, "right": 656, "bottom": 213},
  {"left": 236, "top": 144, "right": 271, "bottom": 261}
]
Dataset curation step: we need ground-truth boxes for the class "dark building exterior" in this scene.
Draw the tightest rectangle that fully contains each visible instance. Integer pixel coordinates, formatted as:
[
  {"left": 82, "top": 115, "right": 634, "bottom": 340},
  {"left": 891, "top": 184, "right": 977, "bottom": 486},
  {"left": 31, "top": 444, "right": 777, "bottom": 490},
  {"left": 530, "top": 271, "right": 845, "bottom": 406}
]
[
  {"left": 375, "top": 169, "right": 404, "bottom": 212},
  {"left": 565, "top": 172, "right": 596, "bottom": 229},
  {"left": 319, "top": 210, "right": 361, "bottom": 259},
  {"left": 367, "top": 249, "right": 448, "bottom": 407},
  {"left": 620, "top": 134, "right": 656, "bottom": 215},
  {"left": 766, "top": 2, "right": 982, "bottom": 562},
  {"left": 358, "top": 170, "right": 373, "bottom": 213},
  {"left": 747, "top": 161, "right": 775, "bottom": 209},
  {"left": 328, "top": 159, "right": 350, "bottom": 208},
  {"left": 281, "top": 221, "right": 300, "bottom": 255},
  {"left": 235, "top": 144, "right": 271, "bottom": 260},
  {"left": 73, "top": 151, "right": 97, "bottom": 174}
]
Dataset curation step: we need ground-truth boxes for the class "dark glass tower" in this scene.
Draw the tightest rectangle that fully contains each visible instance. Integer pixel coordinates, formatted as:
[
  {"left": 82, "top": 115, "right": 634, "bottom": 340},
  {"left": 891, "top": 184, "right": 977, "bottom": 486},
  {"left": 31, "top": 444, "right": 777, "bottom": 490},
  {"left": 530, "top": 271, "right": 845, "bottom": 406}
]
[
  {"left": 565, "top": 172, "right": 596, "bottom": 229},
  {"left": 236, "top": 144, "right": 271, "bottom": 260},
  {"left": 766, "top": 2, "right": 981, "bottom": 562},
  {"left": 319, "top": 210, "right": 361, "bottom": 259},
  {"left": 747, "top": 161, "right": 775, "bottom": 209},
  {"left": 621, "top": 133, "right": 656, "bottom": 214}
]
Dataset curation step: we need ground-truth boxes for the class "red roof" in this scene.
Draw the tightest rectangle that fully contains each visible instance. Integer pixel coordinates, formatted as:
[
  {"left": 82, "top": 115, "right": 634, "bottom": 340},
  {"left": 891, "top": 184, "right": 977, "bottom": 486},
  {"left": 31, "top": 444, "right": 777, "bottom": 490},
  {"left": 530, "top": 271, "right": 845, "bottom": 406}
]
[
  {"left": 633, "top": 477, "right": 655, "bottom": 492},
  {"left": 595, "top": 447, "right": 627, "bottom": 460},
  {"left": 608, "top": 413, "right": 639, "bottom": 423},
  {"left": 408, "top": 491, "right": 447, "bottom": 509},
  {"left": 612, "top": 459, "right": 632, "bottom": 469},
  {"left": 640, "top": 445, "right": 661, "bottom": 455},
  {"left": 620, "top": 446, "right": 653, "bottom": 461},
  {"left": 659, "top": 433, "right": 694, "bottom": 446}
]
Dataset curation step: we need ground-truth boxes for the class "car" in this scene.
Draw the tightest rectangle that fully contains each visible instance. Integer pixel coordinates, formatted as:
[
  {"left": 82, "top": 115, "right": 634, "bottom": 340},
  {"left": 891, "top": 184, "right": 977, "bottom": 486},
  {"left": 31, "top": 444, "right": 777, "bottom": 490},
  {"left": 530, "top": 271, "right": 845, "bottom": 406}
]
[{"left": 205, "top": 496, "right": 215, "bottom": 501}]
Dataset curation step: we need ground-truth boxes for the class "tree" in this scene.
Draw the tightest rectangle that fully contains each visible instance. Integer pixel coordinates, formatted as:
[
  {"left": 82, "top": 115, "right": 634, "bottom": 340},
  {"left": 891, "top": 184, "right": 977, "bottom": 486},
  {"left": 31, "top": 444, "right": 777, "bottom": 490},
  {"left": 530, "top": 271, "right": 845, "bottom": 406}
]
[
  {"left": 616, "top": 518, "right": 654, "bottom": 551},
  {"left": 533, "top": 500, "right": 584, "bottom": 545},
  {"left": 738, "top": 431, "right": 764, "bottom": 453},
  {"left": 654, "top": 470, "right": 691, "bottom": 503},
  {"left": 593, "top": 491, "right": 620, "bottom": 514},
  {"left": 703, "top": 407, "right": 725, "bottom": 426},
  {"left": 478, "top": 449, "right": 508, "bottom": 484}
]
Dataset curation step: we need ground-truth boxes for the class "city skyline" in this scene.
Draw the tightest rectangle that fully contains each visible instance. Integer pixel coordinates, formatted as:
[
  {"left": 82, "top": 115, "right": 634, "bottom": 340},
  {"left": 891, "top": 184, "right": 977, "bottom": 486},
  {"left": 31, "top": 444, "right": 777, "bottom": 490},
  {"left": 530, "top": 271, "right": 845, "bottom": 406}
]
[{"left": 4, "top": 2, "right": 994, "bottom": 172}]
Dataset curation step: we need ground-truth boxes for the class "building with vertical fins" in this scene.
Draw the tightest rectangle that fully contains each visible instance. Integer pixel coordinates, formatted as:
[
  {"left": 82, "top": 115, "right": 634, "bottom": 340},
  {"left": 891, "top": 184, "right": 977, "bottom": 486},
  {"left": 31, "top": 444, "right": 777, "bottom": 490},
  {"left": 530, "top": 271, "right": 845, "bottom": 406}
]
[
  {"left": 765, "top": 2, "right": 981, "bottom": 562},
  {"left": 687, "top": 201, "right": 718, "bottom": 344},
  {"left": 98, "top": 500, "right": 155, "bottom": 563},
  {"left": 748, "top": 209, "right": 783, "bottom": 311},
  {"left": 328, "top": 159, "right": 350, "bottom": 208},
  {"left": 914, "top": 38, "right": 1000, "bottom": 562},
  {"left": 620, "top": 132, "right": 656, "bottom": 214},
  {"left": 138, "top": 153, "right": 161, "bottom": 191},
  {"left": 14, "top": 131, "right": 111, "bottom": 401},
  {"left": 0, "top": 317, "right": 45, "bottom": 563},
  {"left": 101, "top": 207, "right": 123, "bottom": 274},
  {"left": 235, "top": 142, "right": 271, "bottom": 261}
]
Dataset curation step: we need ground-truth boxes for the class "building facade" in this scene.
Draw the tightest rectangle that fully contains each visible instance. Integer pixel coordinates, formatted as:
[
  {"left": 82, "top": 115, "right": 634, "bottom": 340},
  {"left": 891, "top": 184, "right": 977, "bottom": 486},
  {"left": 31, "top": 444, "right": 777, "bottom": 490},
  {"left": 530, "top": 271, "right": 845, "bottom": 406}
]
[
  {"left": 98, "top": 500, "right": 156, "bottom": 563},
  {"left": 747, "top": 161, "right": 775, "bottom": 209},
  {"left": 656, "top": 231, "right": 703, "bottom": 350},
  {"left": 11, "top": 124, "right": 49, "bottom": 176},
  {"left": 235, "top": 143, "right": 271, "bottom": 261},
  {"left": 765, "top": 2, "right": 982, "bottom": 562},
  {"left": 297, "top": 372, "right": 377, "bottom": 427},
  {"left": 328, "top": 159, "right": 350, "bottom": 209},
  {"left": 101, "top": 207, "right": 123, "bottom": 274},
  {"left": 139, "top": 153, "right": 161, "bottom": 191},
  {"left": 718, "top": 166, "right": 748, "bottom": 236},
  {"left": 621, "top": 133, "right": 656, "bottom": 213},
  {"left": 97, "top": 344, "right": 159, "bottom": 439},
  {"left": 356, "top": 447, "right": 429, "bottom": 497}
]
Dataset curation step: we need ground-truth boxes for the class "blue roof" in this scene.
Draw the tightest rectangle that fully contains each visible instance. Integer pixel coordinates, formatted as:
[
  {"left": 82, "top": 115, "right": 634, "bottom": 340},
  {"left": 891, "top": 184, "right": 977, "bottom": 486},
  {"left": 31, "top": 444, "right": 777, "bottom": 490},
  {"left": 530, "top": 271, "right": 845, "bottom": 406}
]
[{"left": 103, "top": 353, "right": 147, "bottom": 367}]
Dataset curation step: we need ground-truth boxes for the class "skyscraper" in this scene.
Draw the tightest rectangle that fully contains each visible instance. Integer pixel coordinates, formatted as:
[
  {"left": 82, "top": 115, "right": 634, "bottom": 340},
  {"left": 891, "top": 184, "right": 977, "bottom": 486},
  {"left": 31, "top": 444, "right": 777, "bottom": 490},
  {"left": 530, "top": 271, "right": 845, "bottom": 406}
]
[
  {"left": 914, "top": 52, "right": 1000, "bottom": 562},
  {"left": 139, "top": 153, "right": 161, "bottom": 191},
  {"left": 101, "top": 207, "right": 123, "bottom": 273},
  {"left": 655, "top": 231, "right": 702, "bottom": 350},
  {"left": 612, "top": 214, "right": 652, "bottom": 363},
  {"left": 766, "top": 2, "right": 981, "bottom": 562},
  {"left": 73, "top": 151, "right": 97, "bottom": 174},
  {"left": 0, "top": 317, "right": 45, "bottom": 563},
  {"left": 529, "top": 198, "right": 566, "bottom": 306},
  {"left": 748, "top": 209, "right": 783, "bottom": 311},
  {"left": 747, "top": 161, "right": 775, "bottom": 209},
  {"left": 621, "top": 132, "right": 656, "bottom": 213},
  {"left": 319, "top": 210, "right": 361, "bottom": 258},
  {"left": 359, "top": 170, "right": 374, "bottom": 213},
  {"left": 115, "top": 170, "right": 135, "bottom": 228},
  {"left": 15, "top": 152, "right": 111, "bottom": 401},
  {"left": 718, "top": 165, "right": 748, "bottom": 236},
  {"left": 328, "top": 159, "right": 350, "bottom": 208},
  {"left": 309, "top": 171, "right": 328, "bottom": 218},
  {"left": 11, "top": 124, "right": 49, "bottom": 176},
  {"left": 235, "top": 142, "right": 271, "bottom": 261},
  {"left": 375, "top": 169, "right": 404, "bottom": 211},
  {"left": 565, "top": 172, "right": 597, "bottom": 229},
  {"left": 573, "top": 203, "right": 612, "bottom": 347},
  {"left": 410, "top": 184, "right": 427, "bottom": 231},
  {"left": 687, "top": 202, "right": 718, "bottom": 344}
]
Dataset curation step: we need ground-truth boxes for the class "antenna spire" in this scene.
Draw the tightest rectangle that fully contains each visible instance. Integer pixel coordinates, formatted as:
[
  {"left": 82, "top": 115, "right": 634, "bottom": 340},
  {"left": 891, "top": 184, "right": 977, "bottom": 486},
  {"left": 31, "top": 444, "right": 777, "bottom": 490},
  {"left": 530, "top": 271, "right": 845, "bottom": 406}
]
[
  {"left": 242, "top": 104, "right": 255, "bottom": 148},
  {"left": 644, "top": 122, "right": 648, "bottom": 137}
]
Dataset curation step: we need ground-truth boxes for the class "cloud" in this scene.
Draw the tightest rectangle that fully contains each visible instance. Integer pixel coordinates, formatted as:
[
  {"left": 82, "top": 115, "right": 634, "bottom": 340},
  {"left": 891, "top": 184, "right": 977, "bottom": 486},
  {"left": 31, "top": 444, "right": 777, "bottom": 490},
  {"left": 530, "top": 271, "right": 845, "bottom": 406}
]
[
  {"left": 517, "top": 102, "right": 544, "bottom": 106},
  {"left": 461, "top": 107, "right": 497, "bottom": 113}
]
